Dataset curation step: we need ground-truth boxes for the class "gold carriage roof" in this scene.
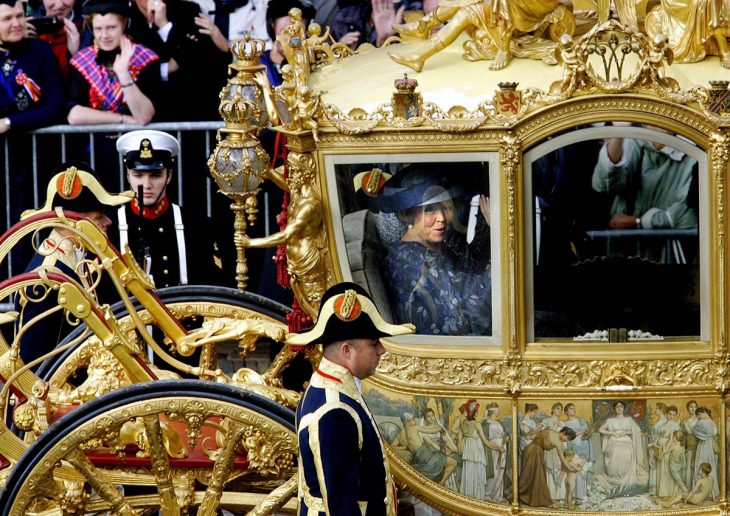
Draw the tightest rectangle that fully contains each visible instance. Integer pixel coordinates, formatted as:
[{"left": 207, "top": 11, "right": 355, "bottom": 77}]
[{"left": 309, "top": 33, "right": 727, "bottom": 115}]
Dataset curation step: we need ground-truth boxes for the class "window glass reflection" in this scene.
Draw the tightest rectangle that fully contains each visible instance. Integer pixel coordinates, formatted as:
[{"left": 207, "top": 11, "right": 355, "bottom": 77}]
[
  {"left": 531, "top": 129, "right": 701, "bottom": 340},
  {"left": 337, "top": 161, "right": 492, "bottom": 336}
]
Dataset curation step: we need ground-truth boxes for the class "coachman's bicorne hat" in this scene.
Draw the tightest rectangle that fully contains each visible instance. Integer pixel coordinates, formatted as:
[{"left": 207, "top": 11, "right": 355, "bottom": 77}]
[
  {"left": 285, "top": 282, "right": 414, "bottom": 346},
  {"left": 21, "top": 161, "right": 132, "bottom": 219}
]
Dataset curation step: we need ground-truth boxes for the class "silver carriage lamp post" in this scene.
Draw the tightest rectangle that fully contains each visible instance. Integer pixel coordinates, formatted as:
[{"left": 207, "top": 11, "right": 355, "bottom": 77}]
[{"left": 208, "top": 36, "right": 275, "bottom": 291}]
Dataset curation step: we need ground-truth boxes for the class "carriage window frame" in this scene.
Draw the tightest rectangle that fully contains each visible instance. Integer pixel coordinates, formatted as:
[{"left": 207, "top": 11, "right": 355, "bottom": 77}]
[
  {"left": 325, "top": 152, "right": 502, "bottom": 347},
  {"left": 523, "top": 125, "right": 710, "bottom": 344}
]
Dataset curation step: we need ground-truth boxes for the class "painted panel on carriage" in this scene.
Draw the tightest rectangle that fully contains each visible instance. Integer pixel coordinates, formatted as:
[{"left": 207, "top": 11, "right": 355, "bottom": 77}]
[
  {"left": 364, "top": 387, "right": 513, "bottom": 506},
  {"left": 333, "top": 156, "right": 496, "bottom": 339},
  {"left": 524, "top": 125, "right": 707, "bottom": 342},
  {"left": 363, "top": 388, "right": 721, "bottom": 512},
  {"left": 518, "top": 397, "right": 720, "bottom": 511}
]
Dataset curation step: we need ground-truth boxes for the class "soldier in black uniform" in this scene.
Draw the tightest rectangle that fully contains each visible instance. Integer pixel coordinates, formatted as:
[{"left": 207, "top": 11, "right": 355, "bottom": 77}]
[{"left": 113, "top": 129, "right": 223, "bottom": 287}]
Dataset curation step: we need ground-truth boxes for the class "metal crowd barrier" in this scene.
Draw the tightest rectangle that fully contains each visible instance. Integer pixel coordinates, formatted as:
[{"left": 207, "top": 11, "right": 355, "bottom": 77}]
[{"left": 0, "top": 121, "right": 251, "bottom": 279}]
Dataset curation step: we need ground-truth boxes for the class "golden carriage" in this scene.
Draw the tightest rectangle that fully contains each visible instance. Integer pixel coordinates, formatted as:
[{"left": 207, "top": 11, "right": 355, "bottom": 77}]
[{"left": 0, "top": 0, "right": 729, "bottom": 514}]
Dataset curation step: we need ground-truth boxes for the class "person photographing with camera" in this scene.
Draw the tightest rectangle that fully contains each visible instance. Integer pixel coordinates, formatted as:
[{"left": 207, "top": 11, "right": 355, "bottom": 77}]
[{"left": 25, "top": 0, "right": 82, "bottom": 78}]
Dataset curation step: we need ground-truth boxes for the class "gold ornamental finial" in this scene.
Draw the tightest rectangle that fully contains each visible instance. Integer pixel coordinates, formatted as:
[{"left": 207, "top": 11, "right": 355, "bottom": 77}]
[{"left": 229, "top": 35, "right": 266, "bottom": 71}]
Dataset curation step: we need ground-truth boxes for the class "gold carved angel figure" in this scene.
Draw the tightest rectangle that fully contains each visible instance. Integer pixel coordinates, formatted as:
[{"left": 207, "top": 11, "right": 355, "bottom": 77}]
[
  {"left": 645, "top": 0, "right": 730, "bottom": 68},
  {"left": 306, "top": 23, "right": 336, "bottom": 62},
  {"left": 388, "top": 0, "right": 575, "bottom": 72},
  {"left": 278, "top": 7, "right": 312, "bottom": 82},
  {"left": 236, "top": 154, "right": 330, "bottom": 315},
  {"left": 291, "top": 85, "right": 321, "bottom": 141}
]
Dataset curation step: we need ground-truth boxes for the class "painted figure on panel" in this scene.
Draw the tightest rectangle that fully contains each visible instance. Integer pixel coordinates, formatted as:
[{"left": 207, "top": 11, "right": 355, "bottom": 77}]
[
  {"left": 394, "top": 411, "right": 459, "bottom": 485},
  {"left": 563, "top": 403, "right": 594, "bottom": 504},
  {"left": 594, "top": 400, "right": 649, "bottom": 495},
  {"left": 647, "top": 402, "right": 667, "bottom": 495},
  {"left": 519, "top": 403, "right": 544, "bottom": 452},
  {"left": 691, "top": 407, "right": 719, "bottom": 500},
  {"left": 483, "top": 402, "right": 509, "bottom": 502},
  {"left": 459, "top": 400, "right": 505, "bottom": 500},
  {"left": 684, "top": 400, "right": 699, "bottom": 490},
  {"left": 651, "top": 405, "right": 682, "bottom": 498},
  {"left": 654, "top": 430, "right": 688, "bottom": 507},
  {"left": 519, "top": 426, "right": 578, "bottom": 507}
]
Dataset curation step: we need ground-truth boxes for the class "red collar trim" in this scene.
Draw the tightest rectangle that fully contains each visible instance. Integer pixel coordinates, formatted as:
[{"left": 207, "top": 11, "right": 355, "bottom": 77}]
[
  {"left": 315, "top": 369, "right": 342, "bottom": 383},
  {"left": 130, "top": 195, "right": 170, "bottom": 219}
]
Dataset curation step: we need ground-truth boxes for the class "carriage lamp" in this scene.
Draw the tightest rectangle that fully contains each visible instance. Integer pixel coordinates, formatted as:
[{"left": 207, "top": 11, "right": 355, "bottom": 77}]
[{"left": 208, "top": 36, "right": 274, "bottom": 290}]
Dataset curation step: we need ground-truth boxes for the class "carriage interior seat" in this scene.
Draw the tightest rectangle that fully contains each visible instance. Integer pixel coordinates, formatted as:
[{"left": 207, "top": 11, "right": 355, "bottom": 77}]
[{"left": 342, "top": 209, "right": 396, "bottom": 323}]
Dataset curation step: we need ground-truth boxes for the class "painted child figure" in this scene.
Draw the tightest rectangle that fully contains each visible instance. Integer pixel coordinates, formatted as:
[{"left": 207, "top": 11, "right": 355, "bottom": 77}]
[
  {"left": 563, "top": 448, "right": 587, "bottom": 509},
  {"left": 685, "top": 463, "right": 714, "bottom": 506}
]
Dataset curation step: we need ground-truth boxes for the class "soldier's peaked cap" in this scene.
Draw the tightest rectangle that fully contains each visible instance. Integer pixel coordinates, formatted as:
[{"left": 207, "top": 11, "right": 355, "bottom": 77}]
[
  {"left": 21, "top": 161, "right": 132, "bottom": 219},
  {"left": 117, "top": 130, "right": 179, "bottom": 171},
  {"left": 286, "top": 282, "right": 414, "bottom": 346}
]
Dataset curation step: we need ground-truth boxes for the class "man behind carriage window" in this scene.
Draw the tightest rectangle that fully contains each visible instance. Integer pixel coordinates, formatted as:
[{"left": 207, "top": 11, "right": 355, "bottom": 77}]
[{"left": 591, "top": 124, "right": 699, "bottom": 263}]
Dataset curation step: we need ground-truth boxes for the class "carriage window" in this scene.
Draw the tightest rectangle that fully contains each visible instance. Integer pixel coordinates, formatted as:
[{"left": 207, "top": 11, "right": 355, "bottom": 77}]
[
  {"left": 330, "top": 155, "right": 498, "bottom": 340},
  {"left": 525, "top": 125, "right": 707, "bottom": 342}
]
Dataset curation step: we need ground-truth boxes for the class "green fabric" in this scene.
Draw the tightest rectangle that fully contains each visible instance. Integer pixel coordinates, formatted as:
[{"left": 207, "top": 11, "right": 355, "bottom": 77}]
[{"left": 592, "top": 139, "right": 698, "bottom": 229}]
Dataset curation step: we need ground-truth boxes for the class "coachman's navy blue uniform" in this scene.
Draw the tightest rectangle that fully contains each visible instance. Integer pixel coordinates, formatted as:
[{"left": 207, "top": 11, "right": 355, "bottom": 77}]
[{"left": 296, "top": 357, "right": 397, "bottom": 515}]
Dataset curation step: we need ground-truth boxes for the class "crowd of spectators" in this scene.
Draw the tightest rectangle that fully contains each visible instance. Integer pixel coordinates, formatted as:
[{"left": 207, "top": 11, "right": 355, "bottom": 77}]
[
  {"left": 0, "top": 0, "right": 431, "bottom": 276},
  {"left": 0, "top": 0, "right": 431, "bottom": 133}
]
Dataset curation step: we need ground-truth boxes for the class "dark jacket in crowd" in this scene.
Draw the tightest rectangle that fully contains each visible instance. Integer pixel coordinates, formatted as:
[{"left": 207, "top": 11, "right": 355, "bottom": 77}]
[{"left": 0, "top": 38, "right": 65, "bottom": 131}]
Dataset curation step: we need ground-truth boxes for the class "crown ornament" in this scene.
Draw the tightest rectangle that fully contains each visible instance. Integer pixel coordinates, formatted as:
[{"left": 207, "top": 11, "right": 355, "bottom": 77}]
[
  {"left": 394, "top": 74, "right": 418, "bottom": 93},
  {"left": 497, "top": 81, "right": 519, "bottom": 91},
  {"left": 229, "top": 35, "right": 266, "bottom": 72}
]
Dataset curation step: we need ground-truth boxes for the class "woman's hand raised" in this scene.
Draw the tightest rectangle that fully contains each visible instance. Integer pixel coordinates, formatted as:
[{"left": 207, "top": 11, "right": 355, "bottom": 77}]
[{"left": 113, "top": 36, "right": 135, "bottom": 82}]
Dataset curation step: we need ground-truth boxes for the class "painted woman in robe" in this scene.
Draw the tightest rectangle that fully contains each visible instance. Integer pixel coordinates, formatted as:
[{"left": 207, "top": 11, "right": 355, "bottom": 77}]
[
  {"left": 483, "top": 403, "right": 508, "bottom": 502},
  {"left": 595, "top": 400, "right": 649, "bottom": 493},
  {"left": 691, "top": 407, "right": 719, "bottom": 500}
]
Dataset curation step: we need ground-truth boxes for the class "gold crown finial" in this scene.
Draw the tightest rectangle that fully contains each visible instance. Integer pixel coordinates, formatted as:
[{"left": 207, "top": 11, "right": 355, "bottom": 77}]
[{"left": 229, "top": 35, "right": 266, "bottom": 66}]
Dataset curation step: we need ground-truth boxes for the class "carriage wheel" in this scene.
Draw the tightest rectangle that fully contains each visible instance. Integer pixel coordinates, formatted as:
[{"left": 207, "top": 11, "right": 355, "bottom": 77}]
[
  {"left": 0, "top": 379, "right": 298, "bottom": 516},
  {"left": 37, "top": 285, "right": 292, "bottom": 390}
]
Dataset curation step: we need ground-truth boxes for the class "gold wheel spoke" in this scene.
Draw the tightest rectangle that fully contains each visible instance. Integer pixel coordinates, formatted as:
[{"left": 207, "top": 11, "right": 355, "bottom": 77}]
[
  {"left": 143, "top": 414, "right": 180, "bottom": 516},
  {"left": 197, "top": 425, "right": 246, "bottom": 516},
  {"left": 66, "top": 449, "right": 137, "bottom": 516},
  {"left": 245, "top": 474, "right": 298, "bottom": 516}
]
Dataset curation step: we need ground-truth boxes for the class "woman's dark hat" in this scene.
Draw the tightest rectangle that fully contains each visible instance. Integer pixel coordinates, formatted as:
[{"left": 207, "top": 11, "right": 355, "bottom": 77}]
[
  {"left": 21, "top": 161, "right": 133, "bottom": 219},
  {"left": 117, "top": 130, "right": 179, "bottom": 171},
  {"left": 286, "top": 282, "right": 414, "bottom": 346},
  {"left": 377, "top": 162, "right": 464, "bottom": 213},
  {"left": 81, "top": 0, "right": 130, "bottom": 17}
]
